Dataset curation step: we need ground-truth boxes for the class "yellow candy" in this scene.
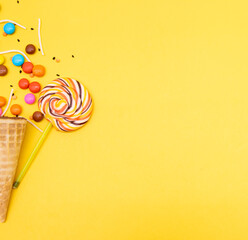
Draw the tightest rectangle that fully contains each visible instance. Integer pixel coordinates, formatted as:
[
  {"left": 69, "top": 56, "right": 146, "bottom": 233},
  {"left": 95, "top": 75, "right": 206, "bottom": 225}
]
[{"left": 0, "top": 55, "right": 5, "bottom": 65}]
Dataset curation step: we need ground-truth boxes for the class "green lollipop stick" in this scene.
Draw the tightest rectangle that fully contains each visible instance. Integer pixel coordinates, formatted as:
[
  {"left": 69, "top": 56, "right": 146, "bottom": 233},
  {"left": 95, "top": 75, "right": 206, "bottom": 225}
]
[{"left": 13, "top": 122, "right": 53, "bottom": 189}]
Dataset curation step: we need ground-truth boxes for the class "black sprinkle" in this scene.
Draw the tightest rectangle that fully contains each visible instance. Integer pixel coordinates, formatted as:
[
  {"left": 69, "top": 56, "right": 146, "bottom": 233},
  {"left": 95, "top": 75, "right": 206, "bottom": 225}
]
[
  {"left": 17, "top": 39, "right": 20, "bottom": 42},
  {"left": 19, "top": 70, "right": 22, "bottom": 73},
  {"left": 31, "top": 28, "right": 34, "bottom": 30},
  {"left": 56, "top": 74, "right": 60, "bottom": 77},
  {"left": 10, "top": 85, "right": 13, "bottom": 87},
  {"left": 17, "top": 0, "right": 19, "bottom": 3},
  {"left": 53, "top": 57, "right": 55, "bottom": 60},
  {"left": 12, "top": 93, "right": 15, "bottom": 96},
  {"left": 38, "top": 48, "right": 40, "bottom": 51},
  {"left": 72, "top": 55, "right": 75, "bottom": 58},
  {"left": 16, "top": 115, "right": 18, "bottom": 117}
]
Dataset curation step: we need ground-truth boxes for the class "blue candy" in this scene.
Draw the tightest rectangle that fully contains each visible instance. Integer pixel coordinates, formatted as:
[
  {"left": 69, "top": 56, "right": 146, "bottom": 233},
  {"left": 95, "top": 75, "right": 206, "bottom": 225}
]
[
  {"left": 3, "top": 23, "right": 15, "bottom": 35},
  {"left": 12, "top": 54, "right": 25, "bottom": 66}
]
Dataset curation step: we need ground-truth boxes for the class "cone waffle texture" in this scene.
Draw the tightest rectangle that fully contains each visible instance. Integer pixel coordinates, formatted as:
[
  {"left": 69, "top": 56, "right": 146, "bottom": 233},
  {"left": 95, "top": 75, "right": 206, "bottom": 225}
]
[{"left": 0, "top": 117, "right": 27, "bottom": 223}]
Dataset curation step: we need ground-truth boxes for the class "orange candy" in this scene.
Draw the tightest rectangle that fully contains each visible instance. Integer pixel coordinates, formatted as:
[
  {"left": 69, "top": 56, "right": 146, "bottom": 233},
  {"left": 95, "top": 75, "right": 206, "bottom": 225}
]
[
  {"left": 0, "top": 96, "right": 6, "bottom": 107},
  {"left": 10, "top": 104, "right": 22, "bottom": 115},
  {"left": 32, "top": 65, "right": 45, "bottom": 77},
  {"left": 2, "top": 32, "right": 7, "bottom": 37}
]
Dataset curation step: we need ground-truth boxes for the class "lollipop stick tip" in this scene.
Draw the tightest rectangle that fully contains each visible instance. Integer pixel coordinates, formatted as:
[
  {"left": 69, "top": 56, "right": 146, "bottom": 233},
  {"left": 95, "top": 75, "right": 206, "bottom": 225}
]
[{"left": 13, "top": 181, "right": 20, "bottom": 189}]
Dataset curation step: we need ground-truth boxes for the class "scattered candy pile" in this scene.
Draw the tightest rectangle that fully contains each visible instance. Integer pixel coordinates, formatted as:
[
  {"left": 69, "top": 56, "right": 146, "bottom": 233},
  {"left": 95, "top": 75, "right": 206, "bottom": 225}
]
[
  {"left": 0, "top": 46, "right": 45, "bottom": 77},
  {"left": 0, "top": 19, "right": 76, "bottom": 128},
  {"left": 0, "top": 20, "right": 46, "bottom": 123}
]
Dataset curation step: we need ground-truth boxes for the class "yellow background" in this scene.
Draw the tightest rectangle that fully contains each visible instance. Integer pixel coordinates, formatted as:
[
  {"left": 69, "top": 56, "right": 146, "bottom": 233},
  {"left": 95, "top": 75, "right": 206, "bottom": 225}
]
[{"left": 1, "top": 0, "right": 248, "bottom": 239}]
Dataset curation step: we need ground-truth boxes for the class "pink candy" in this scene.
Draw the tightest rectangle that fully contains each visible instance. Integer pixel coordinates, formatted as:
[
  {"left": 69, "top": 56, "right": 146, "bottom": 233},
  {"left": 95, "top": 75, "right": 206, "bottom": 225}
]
[
  {"left": 24, "top": 93, "right": 35, "bottom": 104},
  {"left": 0, "top": 108, "right": 2, "bottom": 116}
]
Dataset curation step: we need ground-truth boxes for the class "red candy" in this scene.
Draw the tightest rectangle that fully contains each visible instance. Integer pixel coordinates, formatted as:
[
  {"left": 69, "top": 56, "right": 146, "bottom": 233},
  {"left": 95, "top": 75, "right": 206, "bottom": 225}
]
[
  {"left": 22, "top": 62, "right": 34, "bottom": 74},
  {"left": 18, "top": 78, "right": 29, "bottom": 89},
  {"left": 29, "top": 81, "right": 41, "bottom": 93}
]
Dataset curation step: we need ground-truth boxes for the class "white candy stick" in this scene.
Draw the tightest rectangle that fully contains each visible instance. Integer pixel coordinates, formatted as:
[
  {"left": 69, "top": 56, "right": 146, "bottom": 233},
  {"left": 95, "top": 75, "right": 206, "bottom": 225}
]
[
  {"left": 25, "top": 118, "right": 44, "bottom": 133},
  {"left": 0, "top": 19, "right": 26, "bottom": 29},
  {"left": 1, "top": 88, "right": 14, "bottom": 116},
  {"left": 38, "top": 18, "right": 44, "bottom": 55},
  {"left": 0, "top": 50, "right": 31, "bottom": 62}
]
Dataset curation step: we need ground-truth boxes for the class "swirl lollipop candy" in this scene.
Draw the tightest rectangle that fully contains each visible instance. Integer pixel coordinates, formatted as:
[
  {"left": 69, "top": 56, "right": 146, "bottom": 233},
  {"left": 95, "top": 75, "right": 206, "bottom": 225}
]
[
  {"left": 13, "top": 78, "right": 93, "bottom": 188},
  {"left": 38, "top": 78, "right": 93, "bottom": 131}
]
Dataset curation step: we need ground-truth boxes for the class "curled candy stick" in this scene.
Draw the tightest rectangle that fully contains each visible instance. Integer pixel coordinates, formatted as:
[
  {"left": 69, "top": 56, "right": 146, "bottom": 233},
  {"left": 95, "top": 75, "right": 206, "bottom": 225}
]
[
  {"left": 38, "top": 18, "right": 44, "bottom": 55},
  {"left": 38, "top": 77, "right": 93, "bottom": 131},
  {"left": 0, "top": 50, "right": 31, "bottom": 62},
  {"left": 1, "top": 88, "right": 14, "bottom": 117},
  {"left": 0, "top": 19, "right": 26, "bottom": 29}
]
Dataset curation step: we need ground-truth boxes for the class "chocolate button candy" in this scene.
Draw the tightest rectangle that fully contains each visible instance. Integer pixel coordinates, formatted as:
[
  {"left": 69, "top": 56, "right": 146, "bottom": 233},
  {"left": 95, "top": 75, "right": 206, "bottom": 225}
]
[
  {"left": 25, "top": 44, "right": 36, "bottom": 54},
  {"left": 33, "top": 111, "right": 44, "bottom": 122},
  {"left": 0, "top": 65, "right": 8, "bottom": 76}
]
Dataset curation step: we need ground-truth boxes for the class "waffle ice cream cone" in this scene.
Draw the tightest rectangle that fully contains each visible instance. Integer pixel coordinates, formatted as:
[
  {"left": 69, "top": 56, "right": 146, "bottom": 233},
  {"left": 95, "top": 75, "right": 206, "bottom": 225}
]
[{"left": 0, "top": 117, "right": 27, "bottom": 222}]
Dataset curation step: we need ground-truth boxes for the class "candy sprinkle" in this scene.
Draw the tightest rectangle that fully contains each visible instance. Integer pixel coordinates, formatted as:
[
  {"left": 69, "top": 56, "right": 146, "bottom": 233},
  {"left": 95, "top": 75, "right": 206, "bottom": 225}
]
[{"left": 31, "top": 28, "right": 34, "bottom": 30}]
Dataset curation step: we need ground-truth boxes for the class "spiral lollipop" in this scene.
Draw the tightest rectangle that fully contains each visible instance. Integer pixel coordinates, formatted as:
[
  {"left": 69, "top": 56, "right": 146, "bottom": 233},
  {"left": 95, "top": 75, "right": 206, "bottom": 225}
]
[
  {"left": 13, "top": 78, "right": 93, "bottom": 188},
  {"left": 39, "top": 78, "right": 93, "bottom": 131}
]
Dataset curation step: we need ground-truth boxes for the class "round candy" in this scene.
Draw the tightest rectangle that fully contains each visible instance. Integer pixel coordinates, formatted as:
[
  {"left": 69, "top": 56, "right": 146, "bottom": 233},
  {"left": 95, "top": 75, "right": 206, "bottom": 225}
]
[
  {"left": 18, "top": 78, "right": 29, "bottom": 89},
  {"left": 22, "top": 62, "right": 33, "bottom": 73},
  {"left": 24, "top": 93, "right": 35, "bottom": 104},
  {"left": 25, "top": 44, "right": 36, "bottom": 54},
  {"left": 3, "top": 23, "right": 15, "bottom": 35},
  {"left": 29, "top": 82, "right": 41, "bottom": 93},
  {"left": 0, "top": 55, "right": 5, "bottom": 65},
  {"left": 33, "top": 111, "right": 44, "bottom": 122},
  {"left": 33, "top": 65, "right": 45, "bottom": 77},
  {"left": 0, "top": 96, "right": 6, "bottom": 107},
  {"left": 0, "top": 108, "right": 2, "bottom": 116},
  {"left": 12, "top": 54, "right": 25, "bottom": 66},
  {"left": 38, "top": 77, "right": 93, "bottom": 132},
  {"left": 0, "top": 65, "right": 8, "bottom": 76},
  {"left": 10, "top": 104, "right": 22, "bottom": 115}
]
